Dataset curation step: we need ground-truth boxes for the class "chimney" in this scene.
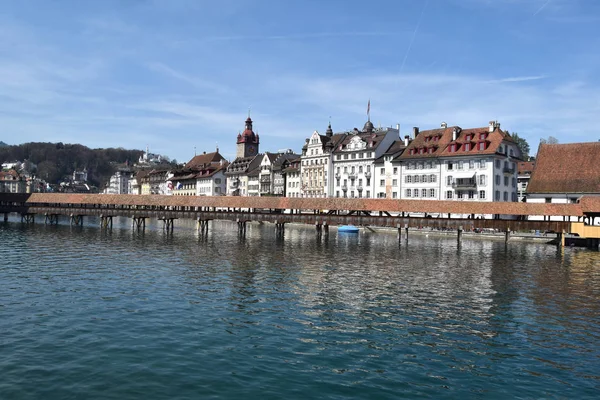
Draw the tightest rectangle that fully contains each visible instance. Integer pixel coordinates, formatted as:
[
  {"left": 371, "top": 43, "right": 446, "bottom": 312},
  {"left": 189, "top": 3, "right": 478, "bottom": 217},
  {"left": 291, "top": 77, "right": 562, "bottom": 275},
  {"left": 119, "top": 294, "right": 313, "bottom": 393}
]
[
  {"left": 452, "top": 128, "right": 458, "bottom": 141},
  {"left": 412, "top": 127, "right": 419, "bottom": 138},
  {"left": 396, "top": 123, "right": 400, "bottom": 133},
  {"left": 489, "top": 120, "right": 495, "bottom": 133},
  {"left": 441, "top": 121, "right": 447, "bottom": 128},
  {"left": 404, "top": 135, "right": 410, "bottom": 147}
]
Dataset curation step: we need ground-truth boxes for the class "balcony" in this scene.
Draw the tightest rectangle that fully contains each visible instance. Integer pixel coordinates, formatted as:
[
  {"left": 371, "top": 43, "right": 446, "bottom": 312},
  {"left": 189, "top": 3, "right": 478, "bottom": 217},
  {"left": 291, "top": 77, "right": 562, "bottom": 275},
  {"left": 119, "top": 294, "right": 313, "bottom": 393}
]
[
  {"left": 229, "top": 178, "right": 239, "bottom": 188},
  {"left": 365, "top": 171, "right": 371, "bottom": 178},
  {"left": 451, "top": 179, "right": 477, "bottom": 188},
  {"left": 259, "top": 176, "right": 271, "bottom": 183},
  {"left": 503, "top": 166, "right": 515, "bottom": 174},
  {"left": 335, "top": 173, "right": 340, "bottom": 179},
  {"left": 342, "top": 185, "right": 348, "bottom": 191},
  {"left": 357, "top": 185, "right": 363, "bottom": 191},
  {"left": 348, "top": 173, "right": 357, "bottom": 180}
]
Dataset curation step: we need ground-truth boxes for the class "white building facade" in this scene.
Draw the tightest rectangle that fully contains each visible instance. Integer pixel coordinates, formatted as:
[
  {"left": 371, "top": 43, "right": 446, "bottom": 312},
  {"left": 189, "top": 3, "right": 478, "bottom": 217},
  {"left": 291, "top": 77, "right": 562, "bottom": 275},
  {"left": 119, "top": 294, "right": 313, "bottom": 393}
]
[
  {"left": 331, "top": 122, "right": 398, "bottom": 198},
  {"left": 397, "top": 122, "right": 520, "bottom": 209}
]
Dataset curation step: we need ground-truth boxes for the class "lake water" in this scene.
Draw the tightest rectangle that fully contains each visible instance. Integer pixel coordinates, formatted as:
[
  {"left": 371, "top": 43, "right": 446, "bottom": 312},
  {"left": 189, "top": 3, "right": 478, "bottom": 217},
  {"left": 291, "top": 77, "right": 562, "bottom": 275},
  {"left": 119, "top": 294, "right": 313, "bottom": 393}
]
[{"left": 1, "top": 217, "right": 599, "bottom": 399}]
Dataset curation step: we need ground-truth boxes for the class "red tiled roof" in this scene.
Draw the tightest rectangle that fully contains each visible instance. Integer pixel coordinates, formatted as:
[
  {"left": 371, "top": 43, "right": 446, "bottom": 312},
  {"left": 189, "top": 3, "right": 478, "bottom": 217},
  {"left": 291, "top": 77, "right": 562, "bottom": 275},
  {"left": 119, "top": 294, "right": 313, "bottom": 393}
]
[
  {"left": 184, "top": 151, "right": 225, "bottom": 169},
  {"left": 22, "top": 193, "right": 585, "bottom": 216},
  {"left": 579, "top": 196, "right": 600, "bottom": 213},
  {"left": 399, "top": 125, "right": 518, "bottom": 160},
  {"left": 518, "top": 161, "right": 535, "bottom": 175},
  {"left": 527, "top": 142, "right": 600, "bottom": 194}
]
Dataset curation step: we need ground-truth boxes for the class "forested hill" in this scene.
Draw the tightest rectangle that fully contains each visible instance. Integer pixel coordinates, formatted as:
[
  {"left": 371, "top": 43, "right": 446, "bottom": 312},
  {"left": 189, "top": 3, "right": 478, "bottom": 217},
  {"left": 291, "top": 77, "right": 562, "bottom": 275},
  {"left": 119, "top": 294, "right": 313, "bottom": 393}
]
[{"left": 0, "top": 142, "right": 143, "bottom": 187}]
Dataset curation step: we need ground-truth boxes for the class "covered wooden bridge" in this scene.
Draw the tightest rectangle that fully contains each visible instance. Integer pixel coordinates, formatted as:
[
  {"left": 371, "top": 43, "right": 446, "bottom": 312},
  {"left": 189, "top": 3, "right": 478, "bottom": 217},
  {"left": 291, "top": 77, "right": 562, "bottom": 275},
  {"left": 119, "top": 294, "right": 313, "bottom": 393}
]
[{"left": 2, "top": 193, "right": 599, "bottom": 247}]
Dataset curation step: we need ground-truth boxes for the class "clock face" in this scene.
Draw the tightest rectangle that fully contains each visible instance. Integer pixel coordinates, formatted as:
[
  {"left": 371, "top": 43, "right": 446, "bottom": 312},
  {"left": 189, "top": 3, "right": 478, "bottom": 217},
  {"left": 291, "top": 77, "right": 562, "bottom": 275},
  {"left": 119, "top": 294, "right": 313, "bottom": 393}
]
[{"left": 248, "top": 146, "right": 256, "bottom": 155}]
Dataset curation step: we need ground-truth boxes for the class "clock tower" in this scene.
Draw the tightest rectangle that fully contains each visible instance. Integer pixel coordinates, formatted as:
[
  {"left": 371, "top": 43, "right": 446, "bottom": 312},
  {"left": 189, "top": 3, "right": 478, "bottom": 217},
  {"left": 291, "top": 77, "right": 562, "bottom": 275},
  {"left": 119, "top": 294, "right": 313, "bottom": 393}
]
[{"left": 236, "top": 116, "right": 260, "bottom": 158}]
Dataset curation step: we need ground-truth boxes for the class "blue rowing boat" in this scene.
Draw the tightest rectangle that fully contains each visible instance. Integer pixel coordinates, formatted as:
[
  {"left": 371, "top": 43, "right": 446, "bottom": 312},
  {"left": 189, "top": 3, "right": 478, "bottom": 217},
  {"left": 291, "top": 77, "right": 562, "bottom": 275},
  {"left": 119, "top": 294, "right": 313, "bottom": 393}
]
[{"left": 338, "top": 225, "right": 359, "bottom": 233}]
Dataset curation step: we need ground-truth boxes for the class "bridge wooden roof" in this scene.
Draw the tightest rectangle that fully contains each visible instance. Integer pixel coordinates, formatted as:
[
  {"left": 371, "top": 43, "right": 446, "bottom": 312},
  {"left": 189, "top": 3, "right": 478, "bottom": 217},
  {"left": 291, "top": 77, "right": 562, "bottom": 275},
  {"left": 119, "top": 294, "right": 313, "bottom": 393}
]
[{"left": 22, "top": 193, "right": 585, "bottom": 217}]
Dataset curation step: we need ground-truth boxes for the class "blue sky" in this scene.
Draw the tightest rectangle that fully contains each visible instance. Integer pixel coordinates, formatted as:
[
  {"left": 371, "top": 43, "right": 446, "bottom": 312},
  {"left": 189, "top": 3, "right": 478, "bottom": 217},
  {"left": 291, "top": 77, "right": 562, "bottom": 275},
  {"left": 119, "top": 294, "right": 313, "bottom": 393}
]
[{"left": 1, "top": 0, "right": 599, "bottom": 162}]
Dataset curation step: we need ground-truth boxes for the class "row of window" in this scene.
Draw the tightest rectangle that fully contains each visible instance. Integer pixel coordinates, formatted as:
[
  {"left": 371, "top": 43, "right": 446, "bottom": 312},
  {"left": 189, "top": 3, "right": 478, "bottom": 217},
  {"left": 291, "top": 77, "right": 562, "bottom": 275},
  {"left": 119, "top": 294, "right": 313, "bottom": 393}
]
[
  {"left": 302, "top": 159, "right": 328, "bottom": 166},
  {"left": 336, "top": 165, "right": 372, "bottom": 174},
  {"left": 335, "top": 152, "right": 374, "bottom": 161},
  {"left": 447, "top": 159, "right": 487, "bottom": 170},
  {"left": 406, "top": 188, "right": 437, "bottom": 198},
  {"left": 336, "top": 178, "right": 371, "bottom": 187},
  {"left": 407, "top": 175, "right": 437, "bottom": 184},
  {"left": 495, "top": 175, "right": 517, "bottom": 187},
  {"left": 335, "top": 190, "right": 372, "bottom": 198}
]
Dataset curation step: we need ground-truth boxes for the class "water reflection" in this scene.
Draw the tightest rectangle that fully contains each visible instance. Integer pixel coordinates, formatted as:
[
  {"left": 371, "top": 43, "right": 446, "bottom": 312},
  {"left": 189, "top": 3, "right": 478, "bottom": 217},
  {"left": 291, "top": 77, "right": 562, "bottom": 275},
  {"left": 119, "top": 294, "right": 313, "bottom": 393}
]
[{"left": 1, "top": 219, "right": 600, "bottom": 398}]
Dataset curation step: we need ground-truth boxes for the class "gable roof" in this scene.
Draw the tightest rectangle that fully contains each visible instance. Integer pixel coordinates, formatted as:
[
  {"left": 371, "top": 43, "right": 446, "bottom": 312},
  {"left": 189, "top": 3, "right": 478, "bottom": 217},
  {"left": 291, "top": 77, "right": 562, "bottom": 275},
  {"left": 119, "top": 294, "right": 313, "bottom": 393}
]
[
  {"left": 375, "top": 139, "right": 407, "bottom": 163},
  {"left": 184, "top": 151, "right": 225, "bottom": 169},
  {"left": 399, "top": 124, "right": 518, "bottom": 160},
  {"left": 527, "top": 142, "right": 600, "bottom": 194},
  {"left": 332, "top": 130, "right": 391, "bottom": 154}
]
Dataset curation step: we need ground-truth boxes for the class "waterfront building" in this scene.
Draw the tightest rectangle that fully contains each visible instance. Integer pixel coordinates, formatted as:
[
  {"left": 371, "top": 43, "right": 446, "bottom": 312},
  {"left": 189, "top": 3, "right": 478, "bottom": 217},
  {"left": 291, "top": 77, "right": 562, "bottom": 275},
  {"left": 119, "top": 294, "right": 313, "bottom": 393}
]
[
  {"left": 226, "top": 116, "right": 263, "bottom": 196},
  {"left": 135, "top": 170, "right": 149, "bottom": 195},
  {"left": 300, "top": 123, "right": 346, "bottom": 198},
  {"left": 258, "top": 150, "right": 300, "bottom": 196},
  {"left": 171, "top": 151, "right": 227, "bottom": 196},
  {"left": 526, "top": 142, "right": 600, "bottom": 224},
  {"left": 281, "top": 157, "right": 302, "bottom": 197},
  {"left": 148, "top": 169, "right": 174, "bottom": 195},
  {"left": 0, "top": 169, "right": 26, "bottom": 193},
  {"left": 247, "top": 168, "right": 260, "bottom": 197},
  {"left": 517, "top": 161, "right": 535, "bottom": 202},
  {"left": 331, "top": 121, "right": 399, "bottom": 198},
  {"left": 226, "top": 155, "right": 261, "bottom": 196},
  {"left": 103, "top": 168, "right": 133, "bottom": 194},
  {"left": 258, "top": 153, "right": 279, "bottom": 196},
  {"left": 373, "top": 138, "right": 408, "bottom": 199},
  {"left": 398, "top": 121, "right": 520, "bottom": 205},
  {"left": 272, "top": 152, "right": 300, "bottom": 196}
]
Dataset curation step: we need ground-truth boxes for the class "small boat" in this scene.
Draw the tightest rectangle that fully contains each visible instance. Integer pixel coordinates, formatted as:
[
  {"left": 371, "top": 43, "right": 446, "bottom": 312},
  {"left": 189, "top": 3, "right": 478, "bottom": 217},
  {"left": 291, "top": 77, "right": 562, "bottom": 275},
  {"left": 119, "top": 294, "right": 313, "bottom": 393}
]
[{"left": 338, "top": 225, "right": 359, "bottom": 233}]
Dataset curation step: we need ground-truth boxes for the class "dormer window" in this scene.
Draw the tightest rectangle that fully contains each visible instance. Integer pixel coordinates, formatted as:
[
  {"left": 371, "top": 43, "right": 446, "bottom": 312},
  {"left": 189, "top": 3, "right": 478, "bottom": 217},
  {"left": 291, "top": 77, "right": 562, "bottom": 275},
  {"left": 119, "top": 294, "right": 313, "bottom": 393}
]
[
  {"left": 479, "top": 133, "right": 486, "bottom": 140},
  {"left": 449, "top": 144, "right": 457, "bottom": 152},
  {"left": 419, "top": 148, "right": 425, "bottom": 154},
  {"left": 478, "top": 142, "right": 486, "bottom": 150},
  {"left": 464, "top": 143, "right": 470, "bottom": 151},
  {"left": 428, "top": 147, "right": 434, "bottom": 154},
  {"left": 410, "top": 149, "right": 415, "bottom": 155}
]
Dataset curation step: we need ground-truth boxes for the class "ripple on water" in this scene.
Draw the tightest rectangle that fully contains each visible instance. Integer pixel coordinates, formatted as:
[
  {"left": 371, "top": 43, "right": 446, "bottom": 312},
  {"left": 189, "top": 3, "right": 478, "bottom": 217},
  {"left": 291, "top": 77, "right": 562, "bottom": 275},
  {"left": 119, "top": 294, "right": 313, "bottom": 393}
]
[{"left": 0, "top": 221, "right": 599, "bottom": 399}]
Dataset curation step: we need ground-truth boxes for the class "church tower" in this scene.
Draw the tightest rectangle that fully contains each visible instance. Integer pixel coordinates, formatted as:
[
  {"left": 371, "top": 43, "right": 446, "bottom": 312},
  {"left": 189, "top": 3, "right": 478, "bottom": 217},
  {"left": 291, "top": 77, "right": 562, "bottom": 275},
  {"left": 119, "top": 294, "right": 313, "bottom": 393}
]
[{"left": 236, "top": 116, "right": 260, "bottom": 158}]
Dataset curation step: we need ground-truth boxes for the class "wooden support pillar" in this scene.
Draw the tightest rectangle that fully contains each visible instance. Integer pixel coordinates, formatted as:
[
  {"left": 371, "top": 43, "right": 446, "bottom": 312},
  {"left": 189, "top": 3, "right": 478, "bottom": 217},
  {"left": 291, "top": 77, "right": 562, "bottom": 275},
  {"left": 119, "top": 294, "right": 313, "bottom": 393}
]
[
  {"left": 44, "top": 213, "right": 59, "bottom": 225},
  {"left": 21, "top": 213, "right": 35, "bottom": 224},
  {"left": 323, "top": 222, "right": 329, "bottom": 235},
  {"left": 397, "top": 223, "right": 402, "bottom": 242},
  {"left": 197, "top": 219, "right": 209, "bottom": 234},
  {"left": 100, "top": 215, "right": 113, "bottom": 229},
  {"left": 160, "top": 217, "right": 175, "bottom": 232},
  {"left": 70, "top": 214, "right": 83, "bottom": 226},
  {"left": 404, "top": 224, "right": 409, "bottom": 242},
  {"left": 315, "top": 222, "right": 322, "bottom": 236},
  {"left": 237, "top": 219, "right": 246, "bottom": 236},
  {"left": 457, "top": 225, "right": 463, "bottom": 245},
  {"left": 505, "top": 228, "right": 510, "bottom": 244},
  {"left": 3, "top": 213, "right": 8, "bottom": 222},
  {"left": 276, "top": 222, "right": 286, "bottom": 237},
  {"left": 558, "top": 230, "right": 565, "bottom": 247},
  {"left": 132, "top": 216, "right": 146, "bottom": 231}
]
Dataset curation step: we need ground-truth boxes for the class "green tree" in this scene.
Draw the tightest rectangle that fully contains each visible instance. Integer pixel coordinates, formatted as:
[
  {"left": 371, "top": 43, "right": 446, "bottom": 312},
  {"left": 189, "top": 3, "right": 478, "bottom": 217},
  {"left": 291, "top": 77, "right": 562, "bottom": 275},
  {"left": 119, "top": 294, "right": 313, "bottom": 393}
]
[{"left": 510, "top": 132, "right": 530, "bottom": 159}]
